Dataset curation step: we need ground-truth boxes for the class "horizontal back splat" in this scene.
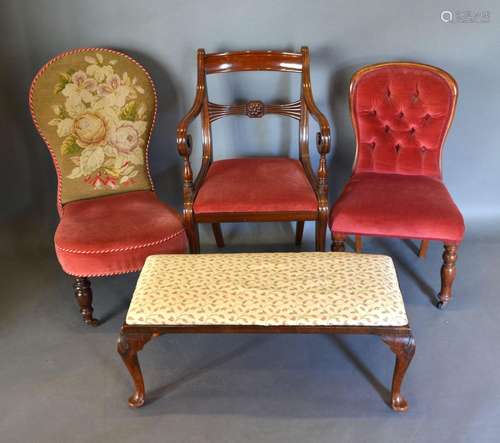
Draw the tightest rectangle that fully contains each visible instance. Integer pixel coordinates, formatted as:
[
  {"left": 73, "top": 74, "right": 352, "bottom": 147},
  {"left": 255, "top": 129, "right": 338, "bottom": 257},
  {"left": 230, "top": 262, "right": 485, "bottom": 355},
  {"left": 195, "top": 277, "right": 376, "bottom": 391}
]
[{"left": 208, "top": 100, "right": 302, "bottom": 123}]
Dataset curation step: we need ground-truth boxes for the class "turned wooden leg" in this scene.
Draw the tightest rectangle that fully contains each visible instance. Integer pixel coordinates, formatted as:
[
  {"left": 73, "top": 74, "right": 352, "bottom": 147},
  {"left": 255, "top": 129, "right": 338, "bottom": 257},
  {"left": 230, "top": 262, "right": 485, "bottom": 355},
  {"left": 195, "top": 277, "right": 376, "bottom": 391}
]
[
  {"left": 418, "top": 239, "right": 429, "bottom": 258},
  {"left": 117, "top": 329, "right": 154, "bottom": 408},
  {"left": 295, "top": 221, "right": 305, "bottom": 246},
  {"left": 73, "top": 277, "right": 98, "bottom": 326},
  {"left": 382, "top": 334, "right": 416, "bottom": 412},
  {"left": 331, "top": 233, "right": 346, "bottom": 252},
  {"left": 437, "top": 243, "right": 458, "bottom": 309},
  {"left": 211, "top": 223, "right": 225, "bottom": 248},
  {"left": 355, "top": 235, "right": 362, "bottom": 253}
]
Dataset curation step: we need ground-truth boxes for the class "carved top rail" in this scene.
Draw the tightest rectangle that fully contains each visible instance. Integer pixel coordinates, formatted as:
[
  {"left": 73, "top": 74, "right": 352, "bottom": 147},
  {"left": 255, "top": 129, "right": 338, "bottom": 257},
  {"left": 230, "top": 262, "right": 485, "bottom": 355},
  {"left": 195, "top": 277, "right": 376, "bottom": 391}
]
[
  {"left": 208, "top": 100, "right": 302, "bottom": 123},
  {"left": 204, "top": 51, "right": 303, "bottom": 74}
]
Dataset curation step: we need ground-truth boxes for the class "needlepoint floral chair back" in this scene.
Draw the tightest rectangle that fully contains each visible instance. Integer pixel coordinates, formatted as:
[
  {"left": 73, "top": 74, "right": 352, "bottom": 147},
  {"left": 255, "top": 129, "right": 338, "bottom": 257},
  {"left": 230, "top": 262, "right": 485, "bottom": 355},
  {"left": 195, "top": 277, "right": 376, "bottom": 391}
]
[
  {"left": 30, "top": 48, "right": 187, "bottom": 325},
  {"left": 30, "top": 48, "right": 156, "bottom": 208}
]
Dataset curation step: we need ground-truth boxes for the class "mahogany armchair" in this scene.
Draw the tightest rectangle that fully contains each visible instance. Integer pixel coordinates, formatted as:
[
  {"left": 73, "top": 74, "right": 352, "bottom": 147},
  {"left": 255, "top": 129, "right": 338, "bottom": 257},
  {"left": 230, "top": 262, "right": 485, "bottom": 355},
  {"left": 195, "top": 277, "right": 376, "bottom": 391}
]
[
  {"left": 30, "top": 48, "right": 187, "bottom": 325},
  {"left": 330, "top": 62, "right": 464, "bottom": 308},
  {"left": 177, "top": 47, "right": 331, "bottom": 252}
]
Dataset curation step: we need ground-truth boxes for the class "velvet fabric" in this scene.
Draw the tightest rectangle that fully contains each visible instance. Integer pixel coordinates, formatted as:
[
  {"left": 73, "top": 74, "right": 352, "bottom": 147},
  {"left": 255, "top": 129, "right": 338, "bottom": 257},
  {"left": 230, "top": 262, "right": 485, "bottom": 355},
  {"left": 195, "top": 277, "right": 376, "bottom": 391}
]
[
  {"left": 352, "top": 65, "right": 455, "bottom": 178},
  {"left": 194, "top": 158, "right": 318, "bottom": 214},
  {"left": 331, "top": 63, "right": 463, "bottom": 243},
  {"left": 330, "top": 173, "right": 464, "bottom": 243},
  {"left": 55, "top": 191, "right": 187, "bottom": 276}
]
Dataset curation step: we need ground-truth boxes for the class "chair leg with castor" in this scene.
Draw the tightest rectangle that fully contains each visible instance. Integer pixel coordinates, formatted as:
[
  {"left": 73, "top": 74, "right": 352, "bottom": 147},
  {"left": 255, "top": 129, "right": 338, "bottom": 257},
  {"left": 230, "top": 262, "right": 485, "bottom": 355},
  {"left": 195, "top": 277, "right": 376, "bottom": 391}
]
[
  {"left": 73, "top": 277, "right": 98, "bottom": 326},
  {"left": 436, "top": 243, "right": 458, "bottom": 309},
  {"left": 331, "top": 233, "right": 346, "bottom": 252}
]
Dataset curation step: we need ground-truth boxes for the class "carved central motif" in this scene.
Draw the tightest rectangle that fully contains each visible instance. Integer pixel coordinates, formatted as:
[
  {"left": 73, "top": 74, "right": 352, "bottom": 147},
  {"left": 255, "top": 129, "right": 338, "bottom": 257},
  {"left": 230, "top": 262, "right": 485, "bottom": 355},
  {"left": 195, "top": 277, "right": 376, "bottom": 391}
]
[{"left": 246, "top": 100, "right": 265, "bottom": 118}]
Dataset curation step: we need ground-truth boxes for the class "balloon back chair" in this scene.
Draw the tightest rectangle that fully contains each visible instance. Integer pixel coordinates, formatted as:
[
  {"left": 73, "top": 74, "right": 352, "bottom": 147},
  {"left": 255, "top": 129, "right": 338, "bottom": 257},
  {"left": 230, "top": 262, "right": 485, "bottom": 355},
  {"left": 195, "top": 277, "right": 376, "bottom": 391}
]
[
  {"left": 330, "top": 62, "right": 464, "bottom": 308},
  {"left": 177, "top": 47, "right": 331, "bottom": 252},
  {"left": 30, "top": 48, "right": 187, "bottom": 325}
]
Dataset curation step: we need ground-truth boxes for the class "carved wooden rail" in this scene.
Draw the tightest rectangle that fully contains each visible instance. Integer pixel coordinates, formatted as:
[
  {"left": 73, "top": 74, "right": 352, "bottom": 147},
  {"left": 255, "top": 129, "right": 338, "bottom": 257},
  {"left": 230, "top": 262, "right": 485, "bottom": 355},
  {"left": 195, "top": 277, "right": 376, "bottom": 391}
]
[{"left": 207, "top": 100, "right": 302, "bottom": 123}]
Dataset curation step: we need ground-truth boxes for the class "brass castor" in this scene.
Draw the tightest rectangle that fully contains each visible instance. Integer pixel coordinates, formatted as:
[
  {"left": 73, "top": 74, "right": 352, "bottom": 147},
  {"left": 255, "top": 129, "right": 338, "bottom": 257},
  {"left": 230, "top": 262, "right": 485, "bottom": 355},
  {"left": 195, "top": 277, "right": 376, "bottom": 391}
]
[{"left": 436, "top": 299, "right": 448, "bottom": 310}]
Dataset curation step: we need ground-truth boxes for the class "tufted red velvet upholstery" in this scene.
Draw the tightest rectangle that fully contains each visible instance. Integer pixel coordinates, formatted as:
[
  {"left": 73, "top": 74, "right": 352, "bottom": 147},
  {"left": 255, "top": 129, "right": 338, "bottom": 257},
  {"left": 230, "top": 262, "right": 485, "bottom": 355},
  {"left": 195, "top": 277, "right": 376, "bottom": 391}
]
[
  {"left": 55, "top": 191, "right": 187, "bottom": 276},
  {"left": 351, "top": 63, "right": 456, "bottom": 178},
  {"left": 194, "top": 158, "right": 318, "bottom": 214},
  {"left": 330, "top": 63, "right": 464, "bottom": 243}
]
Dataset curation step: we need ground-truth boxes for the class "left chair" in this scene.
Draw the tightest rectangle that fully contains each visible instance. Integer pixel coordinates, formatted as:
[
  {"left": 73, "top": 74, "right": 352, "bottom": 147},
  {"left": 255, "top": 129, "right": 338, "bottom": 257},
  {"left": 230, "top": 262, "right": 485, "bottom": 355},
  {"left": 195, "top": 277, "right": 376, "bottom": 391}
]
[{"left": 30, "top": 48, "right": 187, "bottom": 325}]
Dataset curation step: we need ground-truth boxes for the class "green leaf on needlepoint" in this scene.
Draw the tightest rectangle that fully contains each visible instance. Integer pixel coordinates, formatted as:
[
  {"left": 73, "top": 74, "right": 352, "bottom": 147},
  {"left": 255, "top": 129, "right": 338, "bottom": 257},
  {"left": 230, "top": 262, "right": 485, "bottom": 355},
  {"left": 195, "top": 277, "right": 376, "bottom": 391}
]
[
  {"left": 120, "top": 100, "right": 138, "bottom": 121},
  {"left": 53, "top": 70, "right": 75, "bottom": 94},
  {"left": 61, "top": 135, "right": 82, "bottom": 156}
]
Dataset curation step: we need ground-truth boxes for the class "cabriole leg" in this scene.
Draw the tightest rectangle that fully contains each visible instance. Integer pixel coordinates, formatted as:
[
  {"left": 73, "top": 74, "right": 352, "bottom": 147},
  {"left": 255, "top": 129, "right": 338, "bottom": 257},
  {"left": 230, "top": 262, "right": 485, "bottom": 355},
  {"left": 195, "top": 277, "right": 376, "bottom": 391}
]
[
  {"left": 117, "top": 329, "right": 154, "bottom": 408},
  {"left": 73, "top": 277, "right": 98, "bottom": 326},
  {"left": 381, "top": 334, "right": 416, "bottom": 412},
  {"left": 437, "top": 243, "right": 458, "bottom": 309}
]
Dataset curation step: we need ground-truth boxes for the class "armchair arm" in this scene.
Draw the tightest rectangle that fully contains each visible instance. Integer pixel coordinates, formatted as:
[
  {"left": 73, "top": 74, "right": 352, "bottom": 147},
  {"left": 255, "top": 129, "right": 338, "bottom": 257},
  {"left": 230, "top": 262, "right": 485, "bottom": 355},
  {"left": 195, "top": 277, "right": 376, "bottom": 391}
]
[
  {"left": 176, "top": 84, "right": 206, "bottom": 209},
  {"left": 300, "top": 47, "right": 331, "bottom": 213},
  {"left": 303, "top": 88, "right": 331, "bottom": 156},
  {"left": 176, "top": 85, "right": 204, "bottom": 158},
  {"left": 303, "top": 90, "right": 331, "bottom": 210}
]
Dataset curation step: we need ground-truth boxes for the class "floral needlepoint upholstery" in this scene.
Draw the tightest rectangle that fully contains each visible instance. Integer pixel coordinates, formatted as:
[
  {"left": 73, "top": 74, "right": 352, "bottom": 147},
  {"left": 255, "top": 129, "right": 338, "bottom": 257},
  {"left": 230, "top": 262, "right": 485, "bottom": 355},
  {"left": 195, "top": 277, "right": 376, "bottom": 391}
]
[
  {"left": 30, "top": 49, "right": 156, "bottom": 205},
  {"left": 30, "top": 49, "right": 187, "bottom": 281},
  {"left": 126, "top": 253, "right": 408, "bottom": 327}
]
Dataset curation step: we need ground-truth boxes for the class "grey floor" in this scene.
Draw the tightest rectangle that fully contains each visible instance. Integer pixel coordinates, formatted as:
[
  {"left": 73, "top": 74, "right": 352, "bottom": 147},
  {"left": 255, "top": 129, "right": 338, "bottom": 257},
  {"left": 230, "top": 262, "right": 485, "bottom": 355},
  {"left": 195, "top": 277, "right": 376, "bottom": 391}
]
[{"left": 2, "top": 221, "right": 500, "bottom": 443}]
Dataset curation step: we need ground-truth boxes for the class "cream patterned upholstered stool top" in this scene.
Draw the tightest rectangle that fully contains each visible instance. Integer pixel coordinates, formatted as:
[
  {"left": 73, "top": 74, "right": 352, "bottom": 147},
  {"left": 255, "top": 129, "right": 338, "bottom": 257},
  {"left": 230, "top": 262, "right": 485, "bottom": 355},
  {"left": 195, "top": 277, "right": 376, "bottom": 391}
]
[
  {"left": 126, "top": 252, "right": 408, "bottom": 327},
  {"left": 119, "top": 252, "right": 415, "bottom": 411}
]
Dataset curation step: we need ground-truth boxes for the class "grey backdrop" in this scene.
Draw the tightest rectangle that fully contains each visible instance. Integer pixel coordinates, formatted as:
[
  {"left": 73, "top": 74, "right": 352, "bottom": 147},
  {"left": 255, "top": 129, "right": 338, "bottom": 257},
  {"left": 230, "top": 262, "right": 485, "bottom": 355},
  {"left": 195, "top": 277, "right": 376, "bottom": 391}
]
[{"left": 1, "top": 1, "right": 500, "bottom": 442}]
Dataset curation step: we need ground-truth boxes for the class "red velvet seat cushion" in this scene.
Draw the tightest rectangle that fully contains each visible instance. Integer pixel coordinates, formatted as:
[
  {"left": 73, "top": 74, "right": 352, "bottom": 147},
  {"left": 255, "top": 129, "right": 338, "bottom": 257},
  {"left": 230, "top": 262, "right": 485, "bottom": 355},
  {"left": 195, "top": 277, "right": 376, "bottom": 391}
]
[
  {"left": 193, "top": 158, "right": 318, "bottom": 214},
  {"left": 330, "top": 173, "right": 464, "bottom": 243},
  {"left": 55, "top": 191, "right": 187, "bottom": 276}
]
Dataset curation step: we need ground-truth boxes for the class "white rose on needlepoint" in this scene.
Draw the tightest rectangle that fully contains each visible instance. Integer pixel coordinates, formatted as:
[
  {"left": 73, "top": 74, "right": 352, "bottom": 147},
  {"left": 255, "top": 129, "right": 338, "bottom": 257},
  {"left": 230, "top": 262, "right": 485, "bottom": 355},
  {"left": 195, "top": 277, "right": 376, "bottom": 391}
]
[{"left": 72, "top": 113, "right": 108, "bottom": 147}]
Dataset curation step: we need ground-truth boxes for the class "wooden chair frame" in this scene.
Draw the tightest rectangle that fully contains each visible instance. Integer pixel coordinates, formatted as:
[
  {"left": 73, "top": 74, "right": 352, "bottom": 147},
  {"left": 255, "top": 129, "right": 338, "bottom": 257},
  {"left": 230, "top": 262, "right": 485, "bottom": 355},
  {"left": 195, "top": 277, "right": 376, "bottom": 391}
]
[{"left": 177, "top": 47, "right": 331, "bottom": 252}]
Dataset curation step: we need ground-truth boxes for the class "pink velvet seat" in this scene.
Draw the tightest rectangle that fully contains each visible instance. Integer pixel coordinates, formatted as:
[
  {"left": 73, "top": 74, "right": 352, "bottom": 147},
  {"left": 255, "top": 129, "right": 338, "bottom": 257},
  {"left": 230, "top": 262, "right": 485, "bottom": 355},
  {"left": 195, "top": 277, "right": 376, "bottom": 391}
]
[
  {"left": 330, "top": 62, "right": 464, "bottom": 308},
  {"left": 331, "top": 173, "right": 464, "bottom": 243},
  {"left": 29, "top": 48, "right": 187, "bottom": 325},
  {"left": 194, "top": 158, "right": 318, "bottom": 215},
  {"left": 55, "top": 191, "right": 186, "bottom": 277}
]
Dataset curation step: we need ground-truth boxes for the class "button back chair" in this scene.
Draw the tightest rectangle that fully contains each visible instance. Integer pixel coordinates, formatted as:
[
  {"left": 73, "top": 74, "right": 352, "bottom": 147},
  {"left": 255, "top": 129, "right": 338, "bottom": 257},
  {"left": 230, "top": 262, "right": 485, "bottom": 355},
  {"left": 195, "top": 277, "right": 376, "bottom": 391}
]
[
  {"left": 177, "top": 47, "right": 331, "bottom": 252},
  {"left": 330, "top": 62, "right": 464, "bottom": 308},
  {"left": 30, "top": 48, "right": 187, "bottom": 325}
]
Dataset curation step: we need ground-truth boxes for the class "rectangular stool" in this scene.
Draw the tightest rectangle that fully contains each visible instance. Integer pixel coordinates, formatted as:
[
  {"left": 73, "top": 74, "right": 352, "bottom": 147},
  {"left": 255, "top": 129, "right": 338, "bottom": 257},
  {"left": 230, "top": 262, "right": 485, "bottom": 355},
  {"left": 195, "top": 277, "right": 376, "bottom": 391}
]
[{"left": 118, "top": 252, "right": 415, "bottom": 411}]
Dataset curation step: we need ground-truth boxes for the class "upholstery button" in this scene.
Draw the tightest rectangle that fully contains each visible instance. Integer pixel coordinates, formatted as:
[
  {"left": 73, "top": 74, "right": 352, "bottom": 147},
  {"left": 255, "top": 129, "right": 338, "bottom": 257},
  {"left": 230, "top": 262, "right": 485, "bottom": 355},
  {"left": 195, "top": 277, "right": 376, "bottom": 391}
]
[
  {"left": 395, "top": 144, "right": 401, "bottom": 153},
  {"left": 424, "top": 113, "right": 431, "bottom": 121},
  {"left": 371, "top": 142, "right": 376, "bottom": 150},
  {"left": 385, "top": 125, "right": 390, "bottom": 133},
  {"left": 420, "top": 145, "right": 427, "bottom": 153},
  {"left": 399, "top": 111, "right": 404, "bottom": 118},
  {"left": 371, "top": 110, "right": 377, "bottom": 116},
  {"left": 386, "top": 88, "right": 391, "bottom": 98},
  {"left": 410, "top": 127, "right": 416, "bottom": 134}
]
